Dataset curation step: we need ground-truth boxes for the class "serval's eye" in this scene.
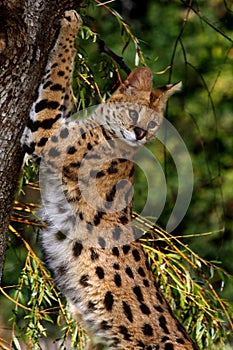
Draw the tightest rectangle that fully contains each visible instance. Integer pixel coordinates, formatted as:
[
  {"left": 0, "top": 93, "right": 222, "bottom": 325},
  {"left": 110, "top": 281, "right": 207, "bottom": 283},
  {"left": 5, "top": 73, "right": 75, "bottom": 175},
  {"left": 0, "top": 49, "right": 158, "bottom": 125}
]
[
  {"left": 148, "top": 120, "right": 158, "bottom": 129},
  {"left": 129, "top": 109, "right": 139, "bottom": 123}
]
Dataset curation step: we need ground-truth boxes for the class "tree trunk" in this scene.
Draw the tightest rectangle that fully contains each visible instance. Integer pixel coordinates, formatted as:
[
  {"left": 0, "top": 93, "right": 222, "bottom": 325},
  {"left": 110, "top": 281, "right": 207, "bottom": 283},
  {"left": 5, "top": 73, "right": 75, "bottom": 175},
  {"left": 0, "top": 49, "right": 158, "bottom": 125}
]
[{"left": 0, "top": 0, "right": 83, "bottom": 282}]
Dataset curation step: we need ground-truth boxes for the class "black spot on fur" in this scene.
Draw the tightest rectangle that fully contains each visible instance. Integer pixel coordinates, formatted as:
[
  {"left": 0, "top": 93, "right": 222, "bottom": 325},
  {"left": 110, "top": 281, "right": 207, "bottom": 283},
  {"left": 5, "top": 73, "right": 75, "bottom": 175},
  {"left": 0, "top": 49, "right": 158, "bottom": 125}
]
[
  {"left": 136, "top": 341, "right": 145, "bottom": 349},
  {"left": 107, "top": 161, "right": 118, "bottom": 174},
  {"left": 159, "top": 315, "right": 170, "bottom": 334},
  {"left": 35, "top": 99, "right": 49, "bottom": 113},
  {"left": 143, "top": 279, "right": 150, "bottom": 287},
  {"left": 70, "top": 161, "right": 81, "bottom": 168},
  {"left": 90, "top": 248, "right": 99, "bottom": 260},
  {"left": 65, "top": 15, "right": 72, "bottom": 22},
  {"left": 62, "top": 165, "right": 71, "bottom": 176},
  {"left": 55, "top": 231, "right": 67, "bottom": 241},
  {"left": 101, "top": 125, "right": 112, "bottom": 141},
  {"left": 119, "top": 215, "right": 128, "bottom": 224},
  {"left": 112, "top": 227, "right": 122, "bottom": 240},
  {"left": 43, "top": 81, "right": 52, "bottom": 89},
  {"left": 122, "top": 301, "right": 133, "bottom": 322},
  {"left": 176, "top": 338, "right": 185, "bottom": 344},
  {"left": 122, "top": 245, "right": 130, "bottom": 254},
  {"left": 98, "top": 236, "right": 106, "bottom": 248},
  {"left": 80, "top": 274, "right": 89, "bottom": 287},
  {"left": 111, "top": 337, "right": 121, "bottom": 347},
  {"left": 28, "top": 113, "right": 61, "bottom": 131},
  {"left": 142, "top": 323, "right": 153, "bottom": 336},
  {"left": 137, "top": 267, "right": 146, "bottom": 277},
  {"left": 48, "top": 147, "right": 60, "bottom": 157},
  {"left": 165, "top": 344, "right": 174, "bottom": 350},
  {"left": 161, "top": 336, "right": 170, "bottom": 342},
  {"left": 132, "top": 249, "right": 141, "bottom": 262},
  {"left": 113, "top": 263, "right": 120, "bottom": 270},
  {"left": 93, "top": 211, "right": 103, "bottom": 226},
  {"left": 100, "top": 320, "right": 112, "bottom": 330},
  {"left": 114, "top": 273, "right": 121, "bottom": 287},
  {"left": 73, "top": 240, "right": 83, "bottom": 257},
  {"left": 60, "top": 128, "right": 69, "bottom": 138},
  {"left": 104, "top": 291, "right": 114, "bottom": 311},
  {"left": 90, "top": 170, "right": 97, "bottom": 178},
  {"left": 140, "top": 303, "right": 151, "bottom": 315},
  {"left": 86, "top": 222, "right": 93, "bottom": 233},
  {"left": 125, "top": 267, "right": 134, "bottom": 279},
  {"left": 106, "top": 185, "right": 116, "bottom": 202},
  {"left": 67, "top": 146, "right": 77, "bottom": 154},
  {"left": 23, "top": 143, "right": 35, "bottom": 155},
  {"left": 96, "top": 266, "right": 105, "bottom": 279},
  {"left": 48, "top": 101, "right": 60, "bottom": 109},
  {"left": 51, "top": 135, "right": 58, "bottom": 142},
  {"left": 133, "top": 285, "right": 144, "bottom": 302},
  {"left": 37, "top": 137, "right": 48, "bottom": 147},
  {"left": 88, "top": 301, "right": 96, "bottom": 311},
  {"left": 96, "top": 170, "right": 105, "bottom": 178},
  {"left": 87, "top": 142, "right": 92, "bottom": 150},
  {"left": 119, "top": 325, "right": 132, "bottom": 341},
  {"left": 112, "top": 247, "right": 119, "bottom": 257},
  {"left": 57, "top": 70, "right": 65, "bottom": 76},
  {"left": 50, "top": 83, "right": 64, "bottom": 91},
  {"left": 154, "top": 305, "right": 163, "bottom": 313}
]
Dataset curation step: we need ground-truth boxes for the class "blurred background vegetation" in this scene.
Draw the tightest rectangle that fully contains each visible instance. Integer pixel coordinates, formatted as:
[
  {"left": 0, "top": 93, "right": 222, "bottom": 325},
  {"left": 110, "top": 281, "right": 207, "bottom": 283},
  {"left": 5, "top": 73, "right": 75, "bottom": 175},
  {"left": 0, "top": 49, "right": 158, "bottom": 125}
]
[{"left": 1, "top": 0, "right": 233, "bottom": 349}]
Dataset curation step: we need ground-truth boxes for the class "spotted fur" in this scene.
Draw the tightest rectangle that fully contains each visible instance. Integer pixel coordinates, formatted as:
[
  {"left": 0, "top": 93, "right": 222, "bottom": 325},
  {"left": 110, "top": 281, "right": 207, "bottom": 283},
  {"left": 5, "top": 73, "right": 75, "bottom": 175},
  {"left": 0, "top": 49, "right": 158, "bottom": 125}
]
[{"left": 22, "top": 10, "right": 199, "bottom": 350}]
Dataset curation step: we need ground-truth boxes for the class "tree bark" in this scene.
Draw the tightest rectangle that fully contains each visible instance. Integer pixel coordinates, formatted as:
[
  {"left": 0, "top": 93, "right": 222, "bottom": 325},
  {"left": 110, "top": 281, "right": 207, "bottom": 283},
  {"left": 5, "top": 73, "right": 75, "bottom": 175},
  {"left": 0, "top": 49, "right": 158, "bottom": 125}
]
[{"left": 0, "top": 0, "right": 83, "bottom": 282}]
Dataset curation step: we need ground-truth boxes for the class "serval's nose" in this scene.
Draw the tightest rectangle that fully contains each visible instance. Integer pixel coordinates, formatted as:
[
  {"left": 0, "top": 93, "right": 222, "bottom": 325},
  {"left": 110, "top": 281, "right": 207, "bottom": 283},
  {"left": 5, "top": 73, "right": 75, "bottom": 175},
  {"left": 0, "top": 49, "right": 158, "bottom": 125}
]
[{"left": 134, "top": 127, "right": 147, "bottom": 140}]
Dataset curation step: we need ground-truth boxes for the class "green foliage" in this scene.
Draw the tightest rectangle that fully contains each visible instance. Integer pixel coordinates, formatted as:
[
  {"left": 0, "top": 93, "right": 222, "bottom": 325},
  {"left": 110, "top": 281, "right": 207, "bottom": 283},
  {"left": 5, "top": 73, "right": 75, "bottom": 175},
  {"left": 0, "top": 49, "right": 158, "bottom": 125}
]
[
  {"left": 1, "top": 0, "right": 233, "bottom": 349},
  {"left": 135, "top": 214, "right": 233, "bottom": 348}
]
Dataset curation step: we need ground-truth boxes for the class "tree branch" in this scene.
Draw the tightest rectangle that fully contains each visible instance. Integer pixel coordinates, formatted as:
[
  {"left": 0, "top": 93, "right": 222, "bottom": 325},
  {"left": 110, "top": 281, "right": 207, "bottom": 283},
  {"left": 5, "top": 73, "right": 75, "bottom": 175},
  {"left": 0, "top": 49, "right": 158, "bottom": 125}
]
[{"left": 97, "top": 37, "right": 131, "bottom": 75}]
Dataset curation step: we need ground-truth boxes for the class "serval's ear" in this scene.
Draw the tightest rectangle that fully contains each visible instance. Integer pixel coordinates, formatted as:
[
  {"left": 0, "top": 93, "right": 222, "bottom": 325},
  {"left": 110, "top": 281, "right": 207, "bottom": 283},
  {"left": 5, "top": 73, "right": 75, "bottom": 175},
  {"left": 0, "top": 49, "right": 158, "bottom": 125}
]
[
  {"left": 120, "top": 67, "right": 153, "bottom": 95},
  {"left": 150, "top": 82, "right": 182, "bottom": 114}
]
